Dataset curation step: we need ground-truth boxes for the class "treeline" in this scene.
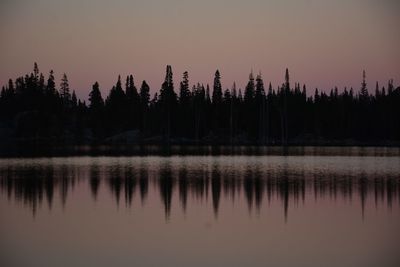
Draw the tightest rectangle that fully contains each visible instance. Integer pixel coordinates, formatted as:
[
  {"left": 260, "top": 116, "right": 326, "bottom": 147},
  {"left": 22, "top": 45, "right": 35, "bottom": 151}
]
[{"left": 0, "top": 63, "right": 399, "bottom": 145}]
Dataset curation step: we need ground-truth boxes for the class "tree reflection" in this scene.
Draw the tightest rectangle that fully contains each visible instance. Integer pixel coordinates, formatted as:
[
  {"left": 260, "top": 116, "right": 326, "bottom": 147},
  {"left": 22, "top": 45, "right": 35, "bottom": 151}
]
[
  {"left": 139, "top": 167, "right": 148, "bottom": 204},
  {"left": 89, "top": 165, "right": 101, "bottom": 200},
  {"left": 159, "top": 164, "right": 174, "bottom": 220},
  {"left": 0, "top": 161, "right": 399, "bottom": 221},
  {"left": 211, "top": 166, "right": 221, "bottom": 216}
]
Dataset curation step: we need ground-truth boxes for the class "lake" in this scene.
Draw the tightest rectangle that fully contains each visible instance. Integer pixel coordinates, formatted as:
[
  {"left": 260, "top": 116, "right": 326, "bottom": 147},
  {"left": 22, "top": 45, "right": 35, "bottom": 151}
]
[{"left": 1, "top": 147, "right": 399, "bottom": 267}]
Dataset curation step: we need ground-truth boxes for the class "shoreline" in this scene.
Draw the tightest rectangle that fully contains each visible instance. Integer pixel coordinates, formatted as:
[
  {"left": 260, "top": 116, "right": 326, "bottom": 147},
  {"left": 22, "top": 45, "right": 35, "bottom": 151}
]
[{"left": 0, "top": 143, "right": 399, "bottom": 158}]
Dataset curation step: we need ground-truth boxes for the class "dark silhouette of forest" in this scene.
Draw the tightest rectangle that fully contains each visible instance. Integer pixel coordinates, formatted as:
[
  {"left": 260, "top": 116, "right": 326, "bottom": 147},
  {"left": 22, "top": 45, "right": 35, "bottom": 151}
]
[{"left": 1, "top": 63, "right": 399, "bottom": 146}]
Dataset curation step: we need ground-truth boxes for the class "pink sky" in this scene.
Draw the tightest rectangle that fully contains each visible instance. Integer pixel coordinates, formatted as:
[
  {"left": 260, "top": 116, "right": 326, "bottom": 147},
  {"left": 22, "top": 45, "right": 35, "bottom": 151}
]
[{"left": 1, "top": 0, "right": 399, "bottom": 100}]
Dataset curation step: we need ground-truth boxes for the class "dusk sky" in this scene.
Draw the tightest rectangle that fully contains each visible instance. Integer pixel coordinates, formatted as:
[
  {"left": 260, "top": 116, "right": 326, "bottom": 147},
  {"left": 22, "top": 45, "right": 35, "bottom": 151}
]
[{"left": 1, "top": 0, "right": 399, "bottom": 99}]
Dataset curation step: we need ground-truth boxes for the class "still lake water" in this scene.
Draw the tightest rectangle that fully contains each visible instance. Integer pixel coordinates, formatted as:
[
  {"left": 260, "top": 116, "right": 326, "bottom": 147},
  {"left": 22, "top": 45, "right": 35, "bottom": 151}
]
[{"left": 0, "top": 147, "right": 399, "bottom": 267}]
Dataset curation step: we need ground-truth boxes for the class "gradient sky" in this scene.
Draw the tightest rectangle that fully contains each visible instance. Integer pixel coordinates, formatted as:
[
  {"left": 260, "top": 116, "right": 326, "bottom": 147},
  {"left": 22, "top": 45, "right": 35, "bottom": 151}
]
[{"left": 1, "top": 0, "right": 399, "bottom": 99}]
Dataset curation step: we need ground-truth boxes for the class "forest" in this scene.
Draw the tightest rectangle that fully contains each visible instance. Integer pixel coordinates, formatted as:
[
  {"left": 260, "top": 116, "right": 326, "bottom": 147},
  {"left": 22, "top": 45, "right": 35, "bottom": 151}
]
[{"left": 0, "top": 63, "right": 399, "bottom": 146}]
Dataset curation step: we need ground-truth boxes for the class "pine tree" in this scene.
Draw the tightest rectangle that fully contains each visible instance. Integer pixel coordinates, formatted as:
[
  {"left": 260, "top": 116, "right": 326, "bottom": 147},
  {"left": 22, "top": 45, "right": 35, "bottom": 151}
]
[
  {"left": 140, "top": 80, "right": 150, "bottom": 132},
  {"left": 282, "top": 68, "right": 290, "bottom": 145},
  {"left": 8, "top": 79, "right": 15, "bottom": 95},
  {"left": 160, "top": 65, "right": 175, "bottom": 102},
  {"left": 105, "top": 75, "right": 127, "bottom": 132},
  {"left": 126, "top": 75, "right": 139, "bottom": 101},
  {"left": 159, "top": 65, "right": 177, "bottom": 141},
  {"left": 255, "top": 72, "right": 266, "bottom": 143},
  {"left": 212, "top": 70, "right": 222, "bottom": 104},
  {"left": 255, "top": 73, "right": 265, "bottom": 98},
  {"left": 179, "top": 71, "right": 190, "bottom": 103},
  {"left": 33, "top": 62, "right": 39, "bottom": 81},
  {"left": 46, "top": 70, "right": 56, "bottom": 96},
  {"left": 125, "top": 74, "right": 140, "bottom": 129},
  {"left": 360, "top": 70, "right": 369, "bottom": 100},
  {"left": 211, "top": 70, "right": 223, "bottom": 133},
  {"left": 140, "top": 81, "right": 150, "bottom": 107},
  {"left": 229, "top": 82, "right": 236, "bottom": 144},
  {"left": 244, "top": 71, "right": 255, "bottom": 102},
  {"left": 88, "top": 82, "right": 104, "bottom": 137},
  {"left": 89, "top": 82, "right": 104, "bottom": 110},
  {"left": 285, "top": 68, "right": 290, "bottom": 92},
  {"left": 60, "top": 73, "right": 71, "bottom": 103},
  {"left": 178, "top": 71, "right": 191, "bottom": 137},
  {"left": 71, "top": 91, "right": 78, "bottom": 107},
  {"left": 375, "top": 81, "right": 380, "bottom": 98}
]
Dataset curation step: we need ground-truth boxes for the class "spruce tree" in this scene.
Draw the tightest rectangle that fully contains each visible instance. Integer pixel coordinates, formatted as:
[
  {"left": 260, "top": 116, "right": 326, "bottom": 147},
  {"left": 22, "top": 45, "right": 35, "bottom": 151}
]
[
  {"left": 89, "top": 82, "right": 104, "bottom": 110},
  {"left": 179, "top": 71, "right": 190, "bottom": 103},
  {"left": 159, "top": 65, "right": 177, "bottom": 141},
  {"left": 255, "top": 73, "right": 266, "bottom": 143},
  {"left": 244, "top": 71, "right": 255, "bottom": 102},
  {"left": 212, "top": 70, "right": 222, "bottom": 104},
  {"left": 140, "top": 80, "right": 150, "bottom": 132},
  {"left": 360, "top": 70, "right": 369, "bottom": 100},
  {"left": 60, "top": 73, "right": 71, "bottom": 103},
  {"left": 71, "top": 91, "right": 78, "bottom": 107},
  {"left": 46, "top": 70, "right": 56, "bottom": 96},
  {"left": 88, "top": 82, "right": 104, "bottom": 137}
]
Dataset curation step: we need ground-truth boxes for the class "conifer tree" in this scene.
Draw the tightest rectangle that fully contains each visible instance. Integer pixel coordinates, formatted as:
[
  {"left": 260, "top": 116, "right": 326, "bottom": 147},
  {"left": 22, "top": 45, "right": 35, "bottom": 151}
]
[
  {"left": 244, "top": 71, "right": 255, "bottom": 102},
  {"left": 140, "top": 80, "right": 150, "bottom": 132},
  {"left": 212, "top": 70, "right": 222, "bottom": 104},
  {"left": 88, "top": 82, "right": 104, "bottom": 137},
  {"left": 105, "top": 75, "right": 127, "bottom": 132},
  {"left": 360, "top": 70, "right": 369, "bottom": 100},
  {"left": 255, "top": 72, "right": 266, "bottom": 143},
  {"left": 89, "top": 82, "right": 104, "bottom": 110},
  {"left": 47, "top": 70, "right": 56, "bottom": 96},
  {"left": 160, "top": 65, "right": 176, "bottom": 141},
  {"left": 60, "top": 73, "right": 71, "bottom": 103},
  {"left": 179, "top": 71, "right": 190, "bottom": 103},
  {"left": 71, "top": 91, "right": 78, "bottom": 107}
]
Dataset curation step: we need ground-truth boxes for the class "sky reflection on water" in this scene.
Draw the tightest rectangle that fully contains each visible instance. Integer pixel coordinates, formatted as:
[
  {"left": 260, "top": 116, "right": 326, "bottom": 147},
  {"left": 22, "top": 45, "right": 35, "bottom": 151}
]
[{"left": 0, "top": 155, "right": 399, "bottom": 267}]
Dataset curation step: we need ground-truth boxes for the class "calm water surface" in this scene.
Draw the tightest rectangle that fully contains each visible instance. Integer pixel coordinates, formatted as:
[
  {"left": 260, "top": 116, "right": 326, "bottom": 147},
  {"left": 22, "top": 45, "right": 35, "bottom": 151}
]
[{"left": 1, "top": 148, "right": 399, "bottom": 267}]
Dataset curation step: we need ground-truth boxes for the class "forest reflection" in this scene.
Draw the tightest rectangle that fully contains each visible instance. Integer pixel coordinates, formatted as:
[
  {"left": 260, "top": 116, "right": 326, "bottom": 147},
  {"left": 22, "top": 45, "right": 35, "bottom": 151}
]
[{"left": 1, "top": 158, "right": 399, "bottom": 220}]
